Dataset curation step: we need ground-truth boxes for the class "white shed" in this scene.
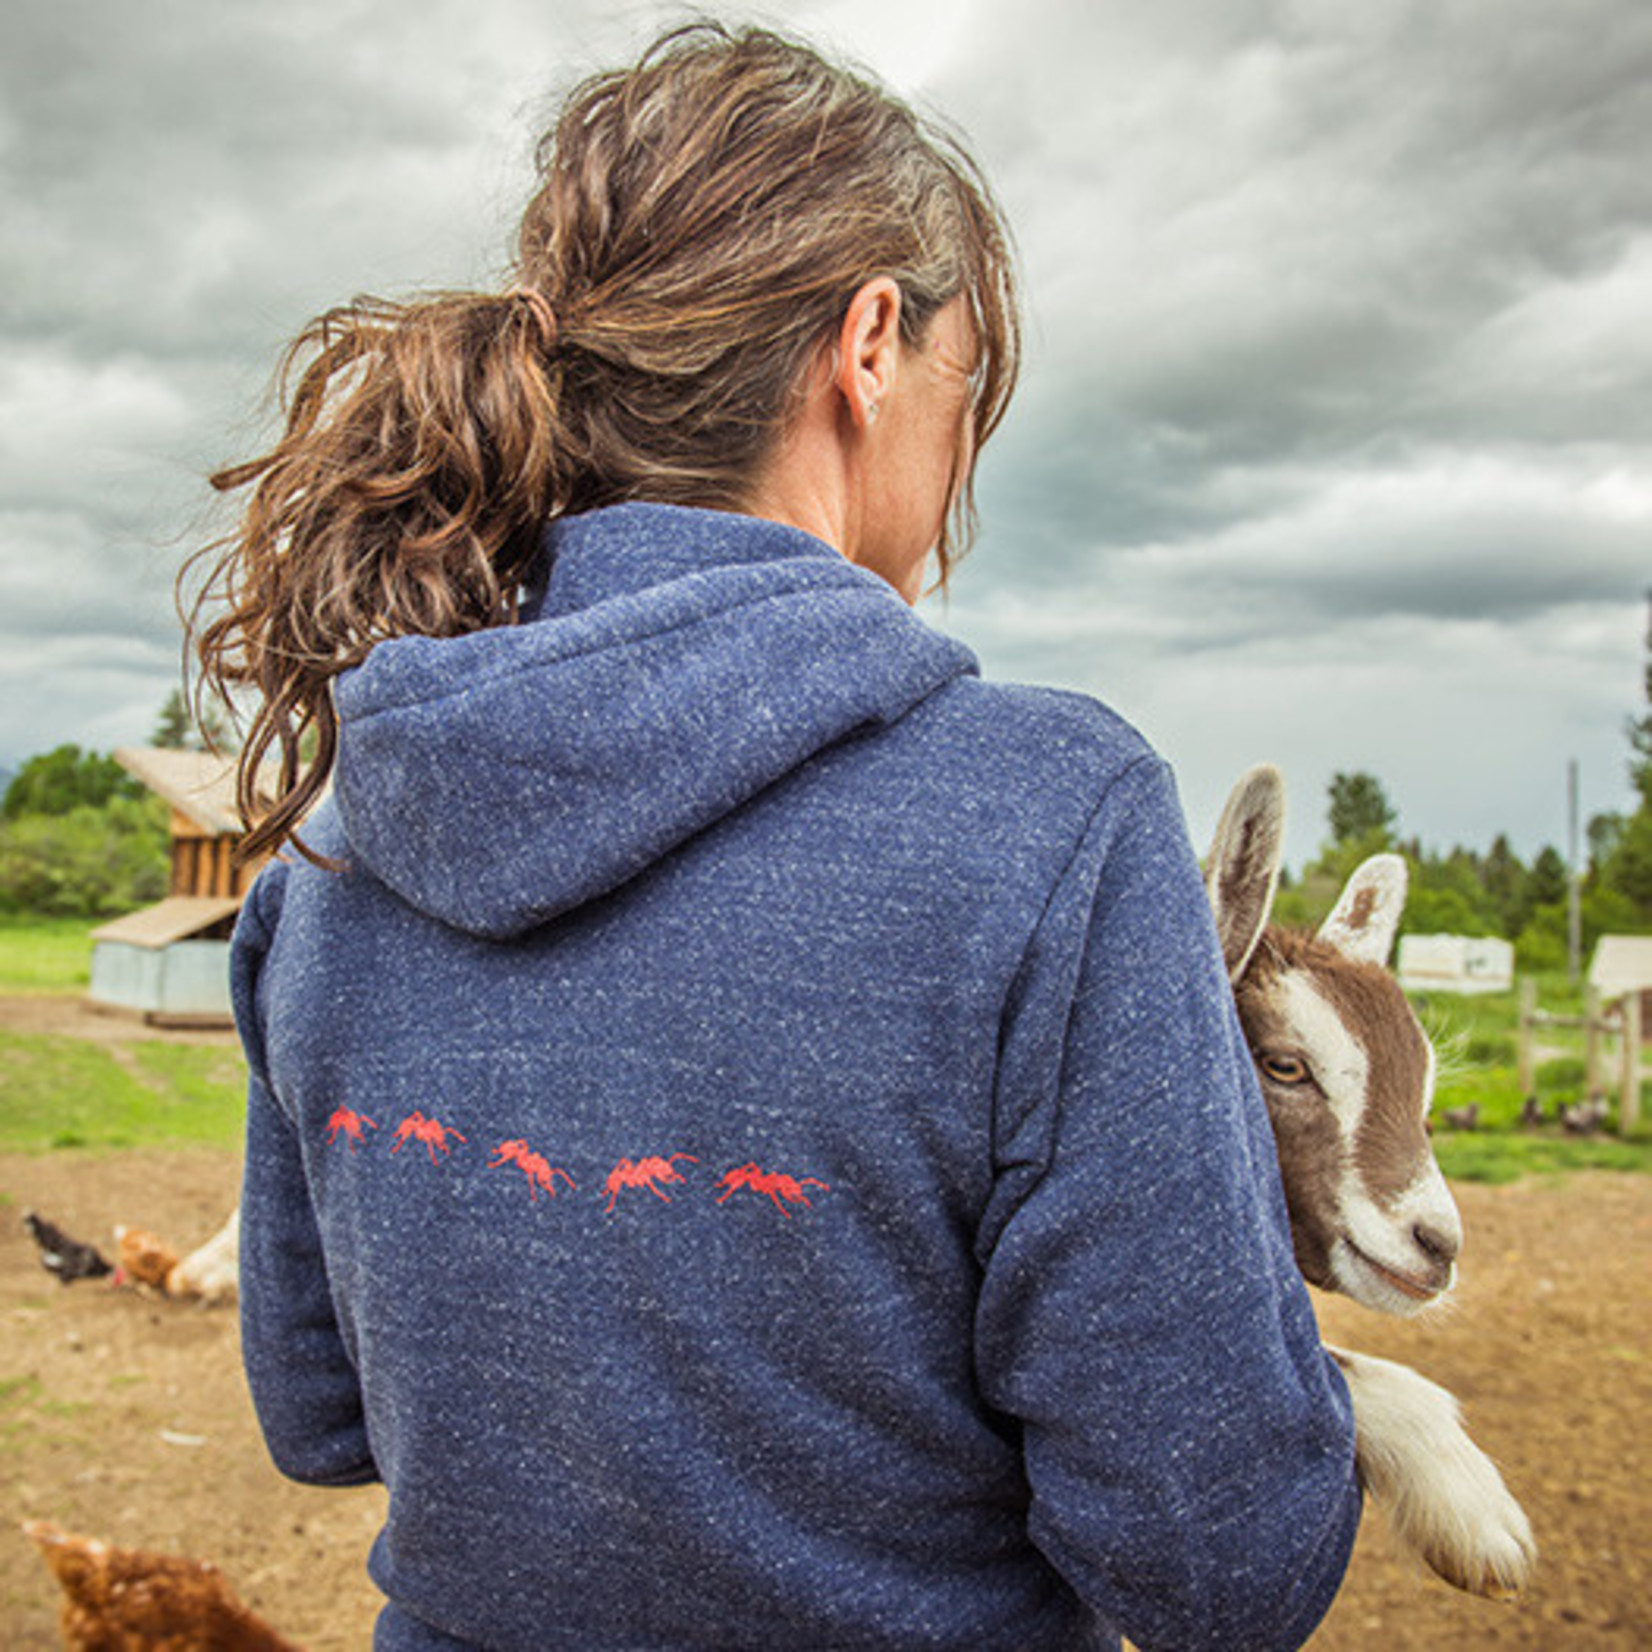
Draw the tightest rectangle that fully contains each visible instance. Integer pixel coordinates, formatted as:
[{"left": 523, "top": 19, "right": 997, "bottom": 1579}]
[
  {"left": 89, "top": 895, "right": 245, "bottom": 1026},
  {"left": 1396, "top": 933, "right": 1515, "bottom": 995}
]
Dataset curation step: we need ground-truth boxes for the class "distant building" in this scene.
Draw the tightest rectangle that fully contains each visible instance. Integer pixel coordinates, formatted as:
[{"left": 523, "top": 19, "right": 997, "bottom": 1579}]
[
  {"left": 1396, "top": 933, "right": 1515, "bottom": 996},
  {"left": 87, "top": 748, "right": 270, "bottom": 1026},
  {"left": 1587, "top": 935, "right": 1652, "bottom": 1039}
]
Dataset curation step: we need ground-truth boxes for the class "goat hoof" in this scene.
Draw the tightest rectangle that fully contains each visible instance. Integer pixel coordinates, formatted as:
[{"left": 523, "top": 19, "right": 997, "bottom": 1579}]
[
  {"left": 1417, "top": 1483, "right": 1537, "bottom": 1600},
  {"left": 1424, "top": 1548, "right": 1531, "bottom": 1601}
]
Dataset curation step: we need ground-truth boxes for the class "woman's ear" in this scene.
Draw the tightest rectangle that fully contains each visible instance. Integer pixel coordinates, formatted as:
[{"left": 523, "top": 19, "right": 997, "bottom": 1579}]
[{"left": 834, "top": 278, "right": 904, "bottom": 430}]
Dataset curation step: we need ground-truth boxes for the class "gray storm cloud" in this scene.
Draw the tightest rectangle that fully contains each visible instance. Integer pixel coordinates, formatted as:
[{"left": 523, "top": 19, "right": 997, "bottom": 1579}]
[{"left": 1, "top": 0, "right": 1646, "bottom": 865}]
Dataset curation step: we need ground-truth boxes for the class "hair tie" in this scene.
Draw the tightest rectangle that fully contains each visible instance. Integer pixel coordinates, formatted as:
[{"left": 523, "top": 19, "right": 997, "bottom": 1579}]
[{"left": 505, "top": 286, "right": 560, "bottom": 349}]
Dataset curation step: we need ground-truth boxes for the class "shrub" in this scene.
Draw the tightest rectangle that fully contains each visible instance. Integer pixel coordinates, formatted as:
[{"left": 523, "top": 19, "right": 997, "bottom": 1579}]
[
  {"left": 1515, "top": 905, "right": 1568, "bottom": 972},
  {"left": 0, "top": 797, "right": 168, "bottom": 916},
  {"left": 1, "top": 745, "right": 141, "bottom": 818}
]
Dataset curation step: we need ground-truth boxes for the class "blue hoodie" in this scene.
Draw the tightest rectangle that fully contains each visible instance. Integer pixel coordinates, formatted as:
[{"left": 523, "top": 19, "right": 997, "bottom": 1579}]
[{"left": 234, "top": 502, "right": 1359, "bottom": 1651}]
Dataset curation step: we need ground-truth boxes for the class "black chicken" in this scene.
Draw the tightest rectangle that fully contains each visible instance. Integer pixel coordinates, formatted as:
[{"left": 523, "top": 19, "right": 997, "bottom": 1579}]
[{"left": 22, "top": 1211, "right": 112, "bottom": 1284}]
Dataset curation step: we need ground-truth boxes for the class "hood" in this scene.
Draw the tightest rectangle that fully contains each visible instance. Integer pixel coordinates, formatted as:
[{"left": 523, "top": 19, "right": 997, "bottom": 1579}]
[{"left": 332, "top": 503, "right": 977, "bottom": 938}]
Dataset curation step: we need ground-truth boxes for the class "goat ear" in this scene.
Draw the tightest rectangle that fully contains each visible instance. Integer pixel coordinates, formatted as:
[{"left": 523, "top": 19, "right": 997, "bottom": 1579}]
[
  {"left": 1318, "top": 854, "right": 1408, "bottom": 966},
  {"left": 1205, "top": 765, "right": 1285, "bottom": 983}
]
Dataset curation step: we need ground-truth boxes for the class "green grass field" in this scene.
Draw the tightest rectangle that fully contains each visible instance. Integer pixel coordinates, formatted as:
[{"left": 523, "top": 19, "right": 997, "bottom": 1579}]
[
  {"left": 0, "top": 915, "right": 96, "bottom": 995},
  {"left": 1418, "top": 972, "right": 1652, "bottom": 1181},
  {"left": 0, "top": 917, "right": 247, "bottom": 1153},
  {"left": 0, "top": 1031, "right": 247, "bottom": 1153}
]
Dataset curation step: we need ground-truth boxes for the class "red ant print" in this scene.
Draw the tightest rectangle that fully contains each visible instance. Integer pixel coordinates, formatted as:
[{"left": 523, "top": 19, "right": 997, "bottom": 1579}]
[
  {"left": 389, "top": 1111, "right": 468, "bottom": 1166},
  {"left": 714, "top": 1163, "right": 830, "bottom": 1219},
  {"left": 324, "top": 1107, "right": 377, "bottom": 1153},
  {"left": 489, "top": 1139, "right": 577, "bottom": 1204},
  {"left": 602, "top": 1154, "right": 698, "bottom": 1214}
]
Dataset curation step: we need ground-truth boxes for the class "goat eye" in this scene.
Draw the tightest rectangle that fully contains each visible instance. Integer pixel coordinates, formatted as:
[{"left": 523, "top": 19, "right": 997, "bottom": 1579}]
[{"left": 1259, "top": 1053, "right": 1310, "bottom": 1086}]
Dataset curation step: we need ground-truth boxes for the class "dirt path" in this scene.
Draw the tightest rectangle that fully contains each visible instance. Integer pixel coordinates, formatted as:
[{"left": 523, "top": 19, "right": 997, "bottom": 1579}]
[
  {"left": 2, "top": 1148, "right": 1647, "bottom": 1647},
  {"left": 1309, "top": 1173, "right": 1651, "bottom": 1648},
  {"left": 0, "top": 995, "right": 241, "bottom": 1047},
  {"left": 0, "top": 1148, "right": 383, "bottom": 1649}
]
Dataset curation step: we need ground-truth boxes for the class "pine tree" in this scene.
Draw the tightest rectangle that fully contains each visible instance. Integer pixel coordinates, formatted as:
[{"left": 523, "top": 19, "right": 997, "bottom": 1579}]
[
  {"left": 1481, "top": 833, "right": 1528, "bottom": 934},
  {"left": 1528, "top": 846, "right": 1568, "bottom": 908},
  {"left": 149, "top": 688, "right": 234, "bottom": 754},
  {"left": 1631, "top": 588, "right": 1652, "bottom": 805},
  {"left": 151, "top": 689, "right": 193, "bottom": 749},
  {"left": 1600, "top": 592, "right": 1652, "bottom": 918},
  {"left": 1327, "top": 772, "right": 1396, "bottom": 847}
]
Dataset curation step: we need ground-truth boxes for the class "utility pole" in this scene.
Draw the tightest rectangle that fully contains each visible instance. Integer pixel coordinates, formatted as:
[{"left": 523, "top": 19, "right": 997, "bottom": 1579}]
[{"left": 1567, "top": 758, "right": 1582, "bottom": 983}]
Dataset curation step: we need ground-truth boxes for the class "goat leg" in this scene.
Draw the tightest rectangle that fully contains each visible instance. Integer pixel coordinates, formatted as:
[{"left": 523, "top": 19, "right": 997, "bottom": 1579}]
[{"left": 1327, "top": 1345, "right": 1536, "bottom": 1599}]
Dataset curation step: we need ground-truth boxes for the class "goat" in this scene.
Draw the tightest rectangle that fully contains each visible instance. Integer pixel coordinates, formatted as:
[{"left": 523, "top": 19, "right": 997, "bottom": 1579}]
[{"left": 1205, "top": 765, "right": 1535, "bottom": 1599}]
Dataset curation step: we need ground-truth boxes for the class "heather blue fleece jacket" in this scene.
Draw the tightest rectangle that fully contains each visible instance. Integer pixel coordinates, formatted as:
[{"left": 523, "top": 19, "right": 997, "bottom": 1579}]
[{"left": 234, "top": 502, "right": 1359, "bottom": 1651}]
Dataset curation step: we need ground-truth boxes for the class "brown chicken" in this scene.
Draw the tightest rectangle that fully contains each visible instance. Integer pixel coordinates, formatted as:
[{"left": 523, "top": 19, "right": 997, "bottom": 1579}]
[
  {"left": 112, "top": 1226, "right": 181, "bottom": 1292},
  {"left": 23, "top": 1520, "right": 298, "bottom": 1651},
  {"left": 109, "top": 1214, "right": 240, "bottom": 1305}
]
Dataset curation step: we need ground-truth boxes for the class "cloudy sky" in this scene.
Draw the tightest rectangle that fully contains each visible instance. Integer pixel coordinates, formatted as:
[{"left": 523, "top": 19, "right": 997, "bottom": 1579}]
[{"left": 3, "top": 0, "right": 1648, "bottom": 868}]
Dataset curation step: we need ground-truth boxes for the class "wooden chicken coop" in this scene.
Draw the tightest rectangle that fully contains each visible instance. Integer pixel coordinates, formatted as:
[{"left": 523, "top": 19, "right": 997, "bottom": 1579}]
[{"left": 86, "top": 748, "right": 271, "bottom": 1026}]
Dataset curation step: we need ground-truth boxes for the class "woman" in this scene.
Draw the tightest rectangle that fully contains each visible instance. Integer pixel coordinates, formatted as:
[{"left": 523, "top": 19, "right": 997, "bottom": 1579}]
[{"left": 194, "top": 24, "right": 1360, "bottom": 1651}]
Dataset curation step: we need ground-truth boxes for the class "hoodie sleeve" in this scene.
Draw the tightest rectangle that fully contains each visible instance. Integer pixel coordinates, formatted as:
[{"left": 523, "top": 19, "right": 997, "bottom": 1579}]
[
  {"left": 233, "top": 874, "right": 380, "bottom": 1489},
  {"left": 974, "top": 755, "right": 1360, "bottom": 1652}
]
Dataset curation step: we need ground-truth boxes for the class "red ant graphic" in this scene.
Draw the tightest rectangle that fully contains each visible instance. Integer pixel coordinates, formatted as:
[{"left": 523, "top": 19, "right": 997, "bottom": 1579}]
[
  {"left": 602, "top": 1154, "right": 698, "bottom": 1214},
  {"left": 324, "top": 1108, "right": 377, "bottom": 1153},
  {"left": 389, "top": 1111, "right": 467, "bottom": 1166},
  {"left": 489, "top": 1139, "right": 577, "bottom": 1204},
  {"left": 714, "top": 1163, "right": 830, "bottom": 1218}
]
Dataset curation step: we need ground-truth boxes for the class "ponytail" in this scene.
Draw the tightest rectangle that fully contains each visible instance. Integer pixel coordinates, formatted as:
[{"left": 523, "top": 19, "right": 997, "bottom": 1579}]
[
  {"left": 188, "top": 24, "right": 1021, "bottom": 865},
  {"left": 186, "top": 290, "right": 569, "bottom": 863}
]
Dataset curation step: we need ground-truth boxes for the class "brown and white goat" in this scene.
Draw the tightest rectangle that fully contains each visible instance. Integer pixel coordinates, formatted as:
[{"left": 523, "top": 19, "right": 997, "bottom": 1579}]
[{"left": 1206, "top": 766, "right": 1535, "bottom": 1599}]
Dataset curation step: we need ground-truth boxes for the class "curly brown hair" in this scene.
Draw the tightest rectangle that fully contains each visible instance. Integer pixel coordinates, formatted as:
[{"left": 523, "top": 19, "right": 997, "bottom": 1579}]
[{"left": 185, "top": 23, "right": 1020, "bottom": 862}]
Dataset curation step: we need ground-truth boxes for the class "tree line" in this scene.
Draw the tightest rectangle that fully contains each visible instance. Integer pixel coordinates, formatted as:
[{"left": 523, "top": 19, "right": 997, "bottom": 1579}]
[
  {"left": 0, "top": 692, "right": 208, "bottom": 916},
  {"left": 7, "top": 672, "right": 1652, "bottom": 953},
  {"left": 1273, "top": 770, "right": 1607, "bottom": 971},
  {"left": 1276, "top": 621, "right": 1652, "bottom": 966}
]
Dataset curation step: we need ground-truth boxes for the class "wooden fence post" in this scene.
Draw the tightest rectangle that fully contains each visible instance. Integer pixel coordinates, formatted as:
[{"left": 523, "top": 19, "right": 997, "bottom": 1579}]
[
  {"left": 1517, "top": 976, "right": 1537, "bottom": 1097},
  {"left": 1622, "top": 992, "right": 1643, "bottom": 1135},
  {"left": 1584, "top": 984, "right": 1602, "bottom": 1094}
]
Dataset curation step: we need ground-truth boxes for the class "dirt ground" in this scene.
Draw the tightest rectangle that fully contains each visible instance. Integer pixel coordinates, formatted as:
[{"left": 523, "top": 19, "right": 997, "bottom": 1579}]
[
  {"left": 0, "top": 996, "right": 243, "bottom": 1048},
  {"left": 1, "top": 1006, "right": 1648, "bottom": 1647}
]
